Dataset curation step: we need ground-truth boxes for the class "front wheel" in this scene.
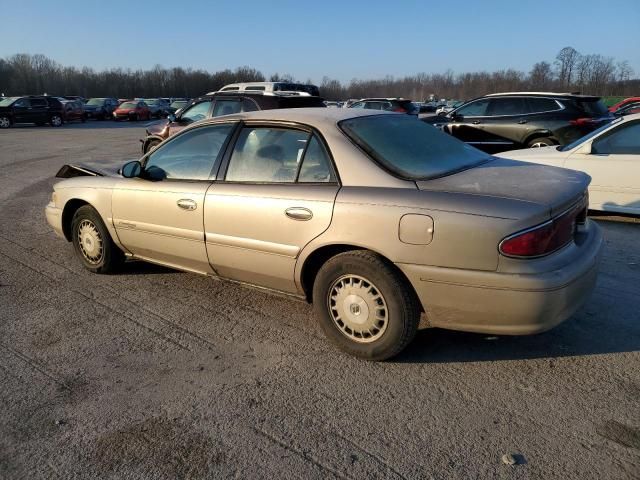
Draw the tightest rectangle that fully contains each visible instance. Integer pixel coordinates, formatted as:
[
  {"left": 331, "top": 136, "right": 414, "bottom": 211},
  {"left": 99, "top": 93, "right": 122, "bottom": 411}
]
[
  {"left": 144, "top": 138, "right": 161, "bottom": 153},
  {"left": 527, "top": 137, "right": 555, "bottom": 148},
  {"left": 71, "top": 205, "right": 125, "bottom": 274},
  {"left": 50, "top": 114, "right": 63, "bottom": 127},
  {"left": 313, "top": 251, "right": 420, "bottom": 361},
  {"left": 0, "top": 116, "right": 11, "bottom": 128}
]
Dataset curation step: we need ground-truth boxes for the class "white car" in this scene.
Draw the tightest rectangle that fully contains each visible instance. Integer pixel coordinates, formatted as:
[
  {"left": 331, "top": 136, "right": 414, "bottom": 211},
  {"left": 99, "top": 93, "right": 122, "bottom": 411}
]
[{"left": 496, "top": 114, "right": 640, "bottom": 215}]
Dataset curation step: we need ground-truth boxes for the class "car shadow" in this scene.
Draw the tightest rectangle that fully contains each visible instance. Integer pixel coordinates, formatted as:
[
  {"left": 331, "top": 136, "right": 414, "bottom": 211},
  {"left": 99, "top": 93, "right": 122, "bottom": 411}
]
[
  {"left": 9, "top": 121, "right": 152, "bottom": 130},
  {"left": 396, "top": 316, "right": 640, "bottom": 364},
  {"left": 118, "top": 260, "right": 179, "bottom": 276}
]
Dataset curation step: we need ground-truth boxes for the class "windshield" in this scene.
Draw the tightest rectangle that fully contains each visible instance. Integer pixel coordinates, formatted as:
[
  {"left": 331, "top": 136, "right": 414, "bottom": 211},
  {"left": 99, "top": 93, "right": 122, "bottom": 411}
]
[
  {"left": 340, "top": 114, "right": 489, "bottom": 180},
  {"left": 143, "top": 99, "right": 159, "bottom": 104},
  {"left": 559, "top": 116, "right": 624, "bottom": 151},
  {"left": 119, "top": 102, "right": 137, "bottom": 109},
  {"left": 170, "top": 100, "right": 187, "bottom": 108},
  {"left": 0, "top": 97, "right": 19, "bottom": 107},
  {"left": 86, "top": 98, "right": 106, "bottom": 106}
]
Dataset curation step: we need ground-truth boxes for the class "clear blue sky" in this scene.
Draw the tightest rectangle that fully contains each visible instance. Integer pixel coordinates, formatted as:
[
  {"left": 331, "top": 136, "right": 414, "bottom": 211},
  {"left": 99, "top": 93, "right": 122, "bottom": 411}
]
[{"left": 1, "top": 0, "right": 638, "bottom": 83}]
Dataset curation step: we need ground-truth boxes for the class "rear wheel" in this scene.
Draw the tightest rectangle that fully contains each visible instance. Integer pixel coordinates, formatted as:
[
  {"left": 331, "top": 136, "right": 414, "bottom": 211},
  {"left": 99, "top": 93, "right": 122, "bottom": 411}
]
[
  {"left": 71, "top": 205, "right": 125, "bottom": 274},
  {"left": 313, "top": 250, "right": 420, "bottom": 361},
  {"left": 527, "top": 137, "right": 555, "bottom": 148},
  {"left": 50, "top": 114, "right": 63, "bottom": 127},
  {"left": 0, "top": 116, "right": 10, "bottom": 128}
]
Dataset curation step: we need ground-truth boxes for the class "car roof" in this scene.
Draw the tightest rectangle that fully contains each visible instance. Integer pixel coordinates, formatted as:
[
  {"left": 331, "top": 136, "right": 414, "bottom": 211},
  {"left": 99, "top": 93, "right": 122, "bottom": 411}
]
[
  {"left": 485, "top": 91, "right": 600, "bottom": 99},
  {"left": 197, "top": 107, "right": 396, "bottom": 128}
]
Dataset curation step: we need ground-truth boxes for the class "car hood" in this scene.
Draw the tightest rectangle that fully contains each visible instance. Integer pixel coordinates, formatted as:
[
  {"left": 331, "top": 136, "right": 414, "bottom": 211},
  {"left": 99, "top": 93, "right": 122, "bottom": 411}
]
[
  {"left": 116, "top": 108, "right": 135, "bottom": 113},
  {"left": 146, "top": 119, "right": 168, "bottom": 135},
  {"left": 415, "top": 157, "right": 589, "bottom": 218},
  {"left": 56, "top": 163, "right": 125, "bottom": 178}
]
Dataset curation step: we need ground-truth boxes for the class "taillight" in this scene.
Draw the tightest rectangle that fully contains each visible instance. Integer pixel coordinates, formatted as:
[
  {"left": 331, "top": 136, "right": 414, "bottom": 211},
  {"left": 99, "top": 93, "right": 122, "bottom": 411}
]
[
  {"left": 500, "top": 202, "right": 585, "bottom": 258},
  {"left": 393, "top": 107, "right": 407, "bottom": 113},
  {"left": 569, "top": 117, "right": 598, "bottom": 126}
]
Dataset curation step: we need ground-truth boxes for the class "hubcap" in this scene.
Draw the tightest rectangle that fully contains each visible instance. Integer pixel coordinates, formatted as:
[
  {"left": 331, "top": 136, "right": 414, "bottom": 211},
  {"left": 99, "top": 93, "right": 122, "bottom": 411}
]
[
  {"left": 327, "top": 275, "right": 388, "bottom": 343},
  {"left": 77, "top": 220, "right": 103, "bottom": 264},
  {"left": 530, "top": 142, "right": 547, "bottom": 148},
  {"left": 0, "top": 117, "right": 9, "bottom": 128},
  {"left": 52, "top": 116, "right": 61, "bottom": 126}
]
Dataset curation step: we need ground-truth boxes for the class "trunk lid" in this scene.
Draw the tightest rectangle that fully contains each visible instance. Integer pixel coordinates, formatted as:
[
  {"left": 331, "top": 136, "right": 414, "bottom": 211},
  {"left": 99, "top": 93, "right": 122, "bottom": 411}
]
[{"left": 415, "top": 157, "right": 589, "bottom": 218}]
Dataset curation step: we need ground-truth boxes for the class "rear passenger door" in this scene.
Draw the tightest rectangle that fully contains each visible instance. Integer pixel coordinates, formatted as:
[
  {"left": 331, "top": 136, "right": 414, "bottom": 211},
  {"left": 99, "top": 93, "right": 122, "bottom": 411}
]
[{"left": 204, "top": 124, "right": 339, "bottom": 293}]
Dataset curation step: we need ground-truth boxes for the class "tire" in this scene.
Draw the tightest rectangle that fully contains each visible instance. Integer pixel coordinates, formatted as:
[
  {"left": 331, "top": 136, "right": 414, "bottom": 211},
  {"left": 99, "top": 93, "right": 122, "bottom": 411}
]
[
  {"left": 50, "top": 114, "right": 63, "bottom": 127},
  {"left": 527, "top": 137, "right": 555, "bottom": 148},
  {"left": 133, "top": 113, "right": 139, "bottom": 122},
  {"left": 312, "top": 250, "right": 420, "bottom": 361},
  {"left": 144, "top": 138, "right": 161, "bottom": 153},
  {"left": 71, "top": 205, "right": 125, "bottom": 274},
  {"left": 0, "top": 116, "right": 10, "bottom": 128}
]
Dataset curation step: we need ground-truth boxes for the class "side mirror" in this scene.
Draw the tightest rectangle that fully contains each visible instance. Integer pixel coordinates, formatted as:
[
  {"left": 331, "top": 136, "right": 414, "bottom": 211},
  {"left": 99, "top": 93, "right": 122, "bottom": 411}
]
[
  {"left": 167, "top": 113, "right": 176, "bottom": 122},
  {"left": 121, "top": 160, "right": 142, "bottom": 178}
]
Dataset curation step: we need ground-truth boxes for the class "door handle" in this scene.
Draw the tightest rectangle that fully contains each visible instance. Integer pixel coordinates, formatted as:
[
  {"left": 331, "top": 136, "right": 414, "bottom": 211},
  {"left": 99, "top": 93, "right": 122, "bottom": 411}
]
[
  {"left": 285, "top": 207, "right": 313, "bottom": 221},
  {"left": 177, "top": 198, "right": 197, "bottom": 211},
  {"left": 518, "top": 119, "right": 528, "bottom": 124},
  {"left": 472, "top": 120, "right": 482, "bottom": 125}
]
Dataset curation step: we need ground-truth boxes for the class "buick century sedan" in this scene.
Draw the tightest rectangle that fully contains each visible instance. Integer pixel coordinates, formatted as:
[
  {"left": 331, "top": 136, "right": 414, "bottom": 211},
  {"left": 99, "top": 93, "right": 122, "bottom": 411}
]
[{"left": 46, "top": 109, "right": 603, "bottom": 360}]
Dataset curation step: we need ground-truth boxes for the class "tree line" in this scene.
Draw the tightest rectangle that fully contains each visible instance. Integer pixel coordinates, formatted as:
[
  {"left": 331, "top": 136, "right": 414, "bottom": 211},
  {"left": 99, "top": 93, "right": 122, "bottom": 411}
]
[{"left": 0, "top": 47, "right": 636, "bottom": 102}]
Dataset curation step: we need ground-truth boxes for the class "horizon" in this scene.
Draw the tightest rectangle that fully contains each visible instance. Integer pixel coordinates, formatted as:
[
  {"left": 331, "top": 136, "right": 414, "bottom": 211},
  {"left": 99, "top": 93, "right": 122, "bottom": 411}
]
[{"left": 0, "top": 0, "right": 638, "bottom": 84}]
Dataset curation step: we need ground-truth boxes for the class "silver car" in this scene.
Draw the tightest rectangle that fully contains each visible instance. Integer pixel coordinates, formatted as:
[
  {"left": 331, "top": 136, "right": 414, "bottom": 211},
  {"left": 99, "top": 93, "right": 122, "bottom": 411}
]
[{"left": 46, "top": 109, "right": 603, "bottom": 360}]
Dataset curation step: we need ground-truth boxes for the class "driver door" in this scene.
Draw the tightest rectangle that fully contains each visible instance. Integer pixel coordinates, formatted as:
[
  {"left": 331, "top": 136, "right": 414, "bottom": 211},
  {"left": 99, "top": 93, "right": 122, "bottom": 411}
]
[
  {"left": 112, "top": 122, "right": 236, "bottom": 273},
  {"left": 444, "top": 98, "right": 491, "bottom": 146}
]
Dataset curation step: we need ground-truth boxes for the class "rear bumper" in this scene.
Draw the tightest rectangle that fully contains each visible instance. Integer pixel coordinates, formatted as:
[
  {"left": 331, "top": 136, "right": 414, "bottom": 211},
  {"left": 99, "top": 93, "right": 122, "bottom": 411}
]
[
  {"left": 397, "top": 221, "right": 604, "bottom": 335},
  {"left": 45, "top": 202, "right": 64, "bottom": 239}
]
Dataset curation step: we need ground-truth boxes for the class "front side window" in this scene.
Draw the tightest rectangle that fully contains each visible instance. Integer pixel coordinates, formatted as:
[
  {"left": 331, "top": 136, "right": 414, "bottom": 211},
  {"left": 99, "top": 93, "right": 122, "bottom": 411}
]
[
  {"left": 212, "top": 99, "right": 242, "bottom": 117},
  {"left": 350, "top": 102, "right": 365, "bottom": 109},
  {"left": 592, "top": 122, "right": 640, "bottom": 155},
  {"left": 180, "top": 100, "right": 212, "bottom": 123},
  {"left": 144, "top": 124, "right": 234, "bottom": 181},
  {"left": 13, "top": 98, "right": 30, "bottom": 108},
  {"left": 340, "top": 115, "right": 488, "bottom": 180},
  {"left": 455, "top": 99, "right": 490, "bottom": 117},
  {"left": 487, "top": 98, "right": 527, "bottom": 116}
]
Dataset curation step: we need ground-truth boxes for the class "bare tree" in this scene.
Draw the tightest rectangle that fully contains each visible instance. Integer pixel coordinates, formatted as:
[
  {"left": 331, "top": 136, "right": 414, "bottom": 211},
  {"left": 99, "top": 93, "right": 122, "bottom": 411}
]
[
  {"left": 555, "top": 47, "right": 580, "bottom": 88},
  {"left": 529, "top": 61, "right": 554, "bottom": 90}
]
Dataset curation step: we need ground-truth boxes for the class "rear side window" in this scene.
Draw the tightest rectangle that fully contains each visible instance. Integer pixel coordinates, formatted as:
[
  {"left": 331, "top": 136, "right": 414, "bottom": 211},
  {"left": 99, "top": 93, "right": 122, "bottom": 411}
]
[
  {"left": 31, "top": 98, "right": 48, "bottom": 108},
  {"left": 487, "top": 98, "right": 527, "bottom": 116},
  {"left": 575, "top": 99, "right": 609, "bottom": 116},
  {"left": 225, "top": 128, "right": 335, "bottom": 183},
  {"left": 245, "top": 86, "right": 265, "bottom": 91},
  {"left": 340, "top": 115, "right": 488, "bottom": 180},
  {"left": 242, "top": 98, "right": 259, "bottom": 112},
  {"left": 527, "top": 98, "right": 561, "bottom": 113}
]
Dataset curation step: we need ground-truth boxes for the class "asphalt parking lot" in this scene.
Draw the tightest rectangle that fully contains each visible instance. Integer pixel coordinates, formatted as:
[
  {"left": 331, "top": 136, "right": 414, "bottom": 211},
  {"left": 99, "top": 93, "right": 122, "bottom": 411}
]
[{"left": 0, "top": 122, "right": 639, "bottom": 479}]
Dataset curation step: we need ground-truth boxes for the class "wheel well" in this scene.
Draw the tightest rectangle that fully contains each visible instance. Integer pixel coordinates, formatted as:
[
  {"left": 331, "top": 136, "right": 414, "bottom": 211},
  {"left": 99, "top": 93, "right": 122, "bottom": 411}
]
[
  {"left": 299, "top": 244, "right": 422, "bottom": 310},
  {"left": 524, "top": 131, "right": 556, "bottom": 145},
  {"left": 61, "top": 199, "right": 89, "bottom": 241}
]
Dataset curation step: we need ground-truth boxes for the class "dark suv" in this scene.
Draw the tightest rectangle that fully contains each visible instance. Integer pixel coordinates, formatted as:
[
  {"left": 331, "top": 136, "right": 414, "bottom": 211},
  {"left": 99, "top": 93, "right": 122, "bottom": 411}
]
[
  {"left": 141, "top": 91, "right": 326, "bottom": 153},
  {"left": 422, "top": 92, "right": 613, "bottom": 153},
  {"left": 0, "top": 95, "right": 65, "bottom": 128}
]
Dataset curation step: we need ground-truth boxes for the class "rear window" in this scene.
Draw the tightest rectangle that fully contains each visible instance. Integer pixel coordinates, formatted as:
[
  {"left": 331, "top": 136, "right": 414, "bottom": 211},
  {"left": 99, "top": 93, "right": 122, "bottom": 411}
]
[
  {"left": 340, "top": 115, "right": 489, "bottom": 180},
  {"left": 575, "top": 99, "right": 609, "bottom": 117}
]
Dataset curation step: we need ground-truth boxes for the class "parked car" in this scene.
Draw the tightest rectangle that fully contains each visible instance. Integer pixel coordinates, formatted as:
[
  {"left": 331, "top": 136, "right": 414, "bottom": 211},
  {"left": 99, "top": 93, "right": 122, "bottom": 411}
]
[
  {"left": 47, "top": 109, "right": 602, "bottom": 361},
  {"left": 435, "top": 100, "right": 463, "bottom": 115},
  {"left": 141, "top": 91, "right": 326, "bottom": 153},
  {"left": 423, "top": 92, "right": 614, "bottom": 153},
  {"left": 496, "top": 113, "right": 640, "bottom": 215},
  {"left": 348, "top": 98, "right": 418, "bottom": 114},
  {"left": 325, "top": 101, "right": 340, "bottom": 108},
  {"left": 610, "top": 97, "right": 640, "bottom": 116},
  {"left": 0, "top": 95, "right": 65, "bottom": 128},
  {"left": 84, "top": 97, "right": 119, "bottom": 120},
  {"left": 168, "top": 99, "right": 190, "bottom": 114},
  {"left": 217, "top": 81, "right": 320, "bottom": 97},
  {"left": 141, "top": 98, "right": 171, "bottom": 118},
  {"left": 113, "top": 101, "right": 151, "bottom": 121},
  {"left": 60, "top": 99, "right": 86, "bottom": 123}
]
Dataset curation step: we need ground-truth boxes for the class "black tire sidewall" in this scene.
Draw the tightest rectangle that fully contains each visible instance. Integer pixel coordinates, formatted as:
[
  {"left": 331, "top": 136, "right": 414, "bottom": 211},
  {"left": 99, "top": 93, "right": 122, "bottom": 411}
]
[{"left": 313, "top": 252, "right": 419, "bottom": 360}]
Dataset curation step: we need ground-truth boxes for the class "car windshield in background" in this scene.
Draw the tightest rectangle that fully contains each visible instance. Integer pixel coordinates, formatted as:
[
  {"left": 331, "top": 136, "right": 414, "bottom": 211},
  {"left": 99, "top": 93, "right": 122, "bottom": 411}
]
[
  {"left": 170, "top": 101, "right": 188, "bottom": 108},
  {"left": 0, "top": 97, "right": 19, "bottom": 107},
  {"left": 577, "top": 99, "right": 609, "bottom": 116},
  {"left": 143, "top": 99, "right": 159, "bottom": 104},
  {"left": 119, "top": 102, "right": 137, "bottom": 108},
  {"left": 86, "top": 98, "right": 106, "bottom": 105},
  {"left": 340, "top": 114, "right": 489, "bottom": 180}
]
